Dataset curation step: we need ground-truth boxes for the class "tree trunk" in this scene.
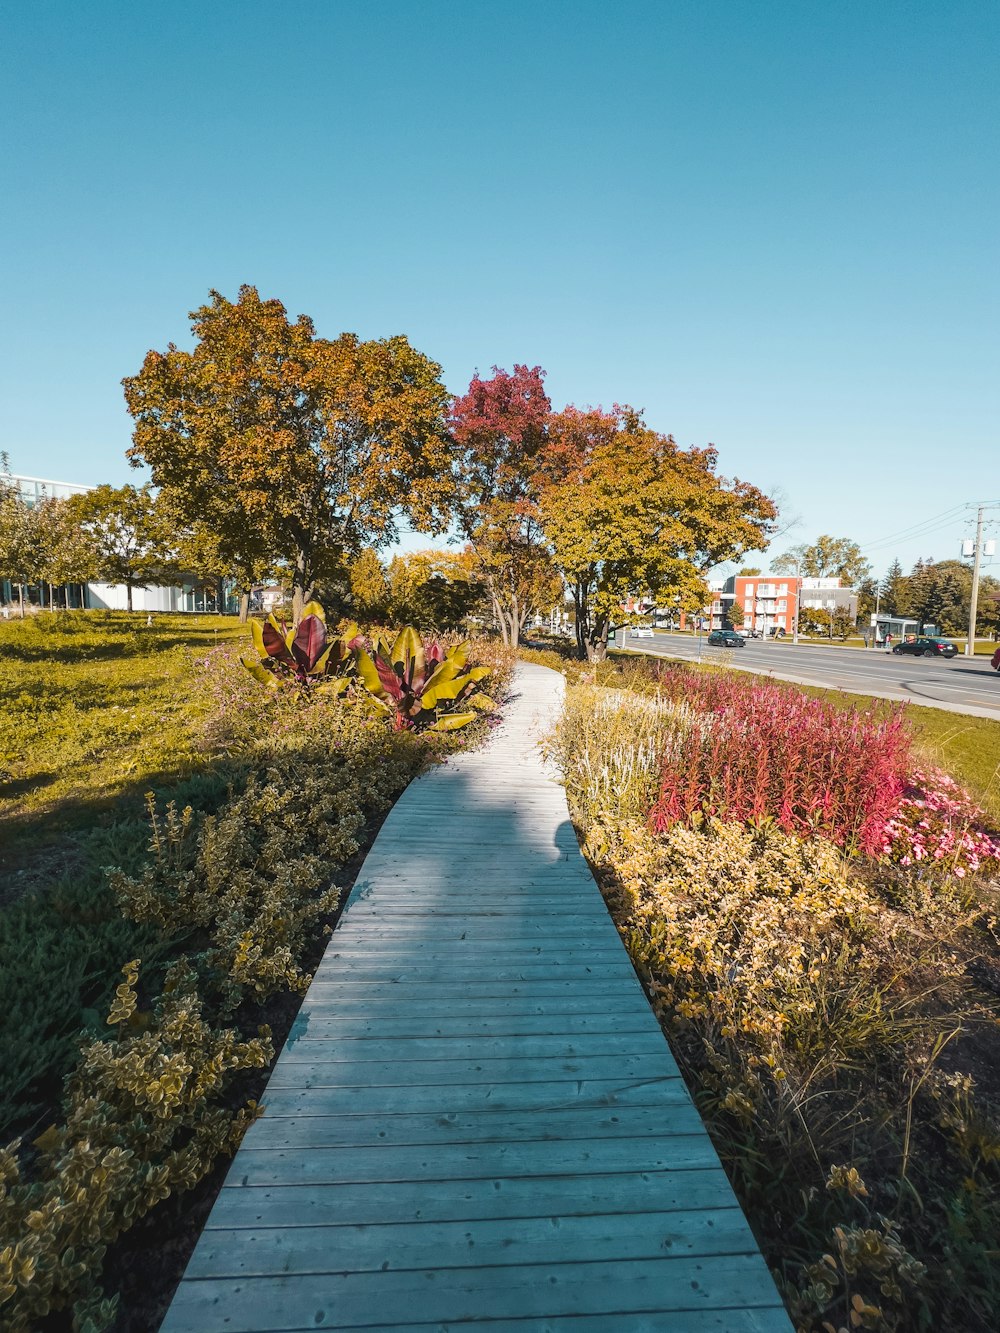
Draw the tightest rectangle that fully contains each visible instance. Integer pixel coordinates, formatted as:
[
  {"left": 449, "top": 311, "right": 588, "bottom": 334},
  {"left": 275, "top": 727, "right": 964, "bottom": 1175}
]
[
  {"left": 238, "top": 590, "right": 250, "bottom": 623},
  {"left": 126, "top": 580, "right": 134, "bottom": 612},
  {"left": 18, "top": 584, "right": 25, "bottom": 618},
  {"left": 585, "top": 613, "right": 610, "bottom": 663}
]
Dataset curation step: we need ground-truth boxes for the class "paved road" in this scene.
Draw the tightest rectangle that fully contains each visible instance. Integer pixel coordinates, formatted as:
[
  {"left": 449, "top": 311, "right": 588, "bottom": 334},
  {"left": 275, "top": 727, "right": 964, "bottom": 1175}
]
[{"left": 621, "top": 633, "right": 1000, "bottom": 721}]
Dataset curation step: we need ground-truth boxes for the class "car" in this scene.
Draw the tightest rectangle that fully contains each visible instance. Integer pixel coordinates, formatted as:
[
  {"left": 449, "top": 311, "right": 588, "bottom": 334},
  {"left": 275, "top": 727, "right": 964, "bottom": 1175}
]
[
  {"left": 707, "top": 629, "right": 745, "bottom": 647},
  {"left": 629, "top": 626, "right": 654, "bottom": 638},
  {"left": 892, "top": 635, "right": 958, "bottom": 658},
  {"left": 991, "top": 646, "right": 1000, "bottom": 672}
]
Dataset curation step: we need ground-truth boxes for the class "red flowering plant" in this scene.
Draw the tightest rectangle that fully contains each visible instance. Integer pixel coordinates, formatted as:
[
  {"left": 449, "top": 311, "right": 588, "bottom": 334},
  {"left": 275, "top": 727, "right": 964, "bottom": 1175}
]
[
  {"left": 881, "top": 766, "right": 1000, "bottom": 879},
  {"left": 241, "top": 601, "right": 362, "bottom": 695},
  {"left": 649, "top": 671, "right": 910, "bottom": 857}
]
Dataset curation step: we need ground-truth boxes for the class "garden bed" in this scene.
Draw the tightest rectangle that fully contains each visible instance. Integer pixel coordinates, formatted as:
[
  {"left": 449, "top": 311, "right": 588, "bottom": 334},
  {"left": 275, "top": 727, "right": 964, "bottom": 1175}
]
[
  {"left": 539, "top": 654, "right": 1000, "bottom": 1333},
  {"left": 0, "top": 612, "right": 512, "bottom": 1330}
]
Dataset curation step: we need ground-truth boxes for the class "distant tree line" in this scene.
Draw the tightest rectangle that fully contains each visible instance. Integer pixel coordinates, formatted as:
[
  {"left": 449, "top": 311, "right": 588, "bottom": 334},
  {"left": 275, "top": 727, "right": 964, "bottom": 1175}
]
[
  {"left": 767, "top": 535, "right": 1000, "bottom": 640},
  {"left": 3, "top": 285, "right": 781, "bottom": 658}
]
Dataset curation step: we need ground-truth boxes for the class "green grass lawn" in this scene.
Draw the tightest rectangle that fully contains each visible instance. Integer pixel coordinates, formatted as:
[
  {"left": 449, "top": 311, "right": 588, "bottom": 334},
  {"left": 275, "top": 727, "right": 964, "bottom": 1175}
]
[{"left": 0, "top": 610, "right": 246, "bottom": 895}]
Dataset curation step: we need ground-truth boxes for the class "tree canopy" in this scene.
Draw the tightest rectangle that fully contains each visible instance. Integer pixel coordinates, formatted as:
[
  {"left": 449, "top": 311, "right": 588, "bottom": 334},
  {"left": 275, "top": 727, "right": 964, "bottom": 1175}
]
[
  {"left": 123, "top": 286, "right": 452, "bottom": 618},
  {"left": 449, "top": 364, "right": 556, "bottom": 645},
  {"left": 771, "top": 535, "right": 872, "bottom": 587},
  {"left": 540, "top": 407, "right": 777, "bottom": 660}
]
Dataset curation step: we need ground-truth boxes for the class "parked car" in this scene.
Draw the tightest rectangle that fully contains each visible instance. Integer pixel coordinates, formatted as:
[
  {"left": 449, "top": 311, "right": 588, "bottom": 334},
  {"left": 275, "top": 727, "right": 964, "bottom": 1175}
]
[
  {"left": 892, "top": 635, "right": 958, "bottom": 658},
  {"left": 707, "top": 629, "right": 745, "bottom": 647},
  {"left": 991, "top": 646, "right": 1000, "bottom": 672}
]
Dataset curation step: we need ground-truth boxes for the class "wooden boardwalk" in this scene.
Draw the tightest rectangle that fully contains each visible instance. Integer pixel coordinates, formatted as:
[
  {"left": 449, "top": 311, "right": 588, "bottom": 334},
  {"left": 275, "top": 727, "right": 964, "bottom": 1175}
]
[{"left": 161, "top": 662, "right": 792, "bottom": 1332}]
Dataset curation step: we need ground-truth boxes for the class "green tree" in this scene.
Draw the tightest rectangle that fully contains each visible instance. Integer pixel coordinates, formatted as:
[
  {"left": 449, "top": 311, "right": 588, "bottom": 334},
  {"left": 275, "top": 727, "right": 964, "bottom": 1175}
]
[
  {"left": 35, "top": 497, "right": 97, "bottom": 607},
  {"left": 540, "top": 407, "right": 777, "bottom": 661},
  {"left": 0, "top": 470, "right": 39, "bottom": 617},
  {"left": 878, "top": 559, "right": 908, "bottom": 615},
  {"left": 905, "top": 558, "right": 975, "bottom": 635},
  {"left": 123, "top": 286, "right": 452, "bottom": 620},
  {"left": 350, "top": 548, "right": 390, "bottom": 622},
  {"left": 856, "top": 575, "right": 879, "bottom": 623},
  {"left": 772, "top": 535, "right": 871, "bottom": 587},
  {"left": 386, "top": 548, "right": 490, "bottom": 631},
  {"left": 66, "top": 484, "right": 173, "bottom": 612}
]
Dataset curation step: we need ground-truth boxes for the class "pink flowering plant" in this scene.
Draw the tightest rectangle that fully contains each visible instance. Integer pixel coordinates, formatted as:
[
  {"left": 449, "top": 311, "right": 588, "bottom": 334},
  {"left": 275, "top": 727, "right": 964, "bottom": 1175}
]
[{"left": 881, "top": 766, "right": 1000, "bottom": 879}]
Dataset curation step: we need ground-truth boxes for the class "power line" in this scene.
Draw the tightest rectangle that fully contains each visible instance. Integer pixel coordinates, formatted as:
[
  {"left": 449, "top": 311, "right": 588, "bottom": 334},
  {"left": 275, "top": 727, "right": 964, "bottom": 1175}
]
[{"left": 858, "top": 503, "right": 971, "bottom": 553}]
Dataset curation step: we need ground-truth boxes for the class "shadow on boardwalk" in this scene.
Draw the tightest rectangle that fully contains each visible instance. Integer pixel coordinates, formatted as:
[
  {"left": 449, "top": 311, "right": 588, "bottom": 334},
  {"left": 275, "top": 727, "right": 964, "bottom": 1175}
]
[{"left": 161, "top": 662, "right": 791, "bottom": 1332}]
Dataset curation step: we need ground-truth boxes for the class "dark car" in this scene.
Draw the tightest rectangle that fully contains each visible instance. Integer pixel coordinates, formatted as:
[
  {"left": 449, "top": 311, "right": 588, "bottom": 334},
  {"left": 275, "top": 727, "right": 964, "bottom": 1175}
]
[
  {"left": 991, "top": 646, "right": 1000, "bottom": 672},
  {"left": 707, "top": 629, "right": 745, "bottom": 647},
  {"left": 892, "top": 635, "right": 958, "bottom": 658}
]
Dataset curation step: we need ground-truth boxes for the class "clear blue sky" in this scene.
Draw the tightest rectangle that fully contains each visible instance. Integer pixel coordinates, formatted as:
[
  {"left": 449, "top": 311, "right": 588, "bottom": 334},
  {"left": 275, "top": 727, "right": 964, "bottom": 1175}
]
[{"left": 1, "top": 0, "right": 997, "bottom": 579}]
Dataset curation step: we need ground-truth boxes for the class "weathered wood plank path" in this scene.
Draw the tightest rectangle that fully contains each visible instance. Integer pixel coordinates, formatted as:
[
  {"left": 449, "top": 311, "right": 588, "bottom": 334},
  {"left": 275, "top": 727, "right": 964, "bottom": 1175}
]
[{"left": 162, "top": 662, "right": 791, "bottom": 1332}]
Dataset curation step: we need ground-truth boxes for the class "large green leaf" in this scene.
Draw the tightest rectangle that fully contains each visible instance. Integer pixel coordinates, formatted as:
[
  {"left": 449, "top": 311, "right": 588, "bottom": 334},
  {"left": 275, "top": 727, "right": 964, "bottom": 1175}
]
[
  {"left": 313, "top": 675, "right": 351, "bottom": 696},
  {"left": 419, "top": 658, "right": 461, "bottom": 709},
  {"left": 445, "top": 641, "right": 472, "bottom": 671},
  {"left": 240, "top": 657, "right": 280, "bottom": 690},
  {"left": 301, "top": 600, "right": 326, "bottom": 621},
  {"left": 307, "top": 643, "right": 335, "bottom": 676},
  {"left": 427, "top": 711, "right": 476, "bottom": 732},
  {"left": 249, "top": 617, "right": 267, "bottom": 661},
  {"left": 355, "top": 648, "right": 388, "bottom": 699},
  {"left": 391, "top": 626, "right": 425, "bottom": 684}
]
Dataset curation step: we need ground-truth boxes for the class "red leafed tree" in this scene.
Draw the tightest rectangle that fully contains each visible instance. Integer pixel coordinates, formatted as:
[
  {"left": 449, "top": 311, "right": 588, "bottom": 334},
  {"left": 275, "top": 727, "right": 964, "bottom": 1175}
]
[{"left": 450, "top": 365, "right": 558, "bottom": 645}]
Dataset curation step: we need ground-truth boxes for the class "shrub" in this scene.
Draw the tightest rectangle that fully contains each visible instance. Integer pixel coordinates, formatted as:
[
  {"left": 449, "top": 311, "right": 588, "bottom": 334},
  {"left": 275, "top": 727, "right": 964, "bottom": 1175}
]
[
  {"left": 111, "top": 728, "right": 423, "bottom": 1010},
  {"left": 547, "top": 685, "right": 698, "bottom": 825},
  {"left": 649, "top": 671, "right": 910, "bottom": 856},
  {"left": 882, "top": 766, "right": 1000, "bottom": 880},
  {"left": 355, "top": 627, "right": 494, "bottom": 732},
  {"left": 0, "top": 879, "right": 162, "bottom": 1141},
  {"left": 0, "top": 960, "right": 272, "bottom": 1332},
  {"left": 241, "top": 602, "right": 360, "bottom": 695}
]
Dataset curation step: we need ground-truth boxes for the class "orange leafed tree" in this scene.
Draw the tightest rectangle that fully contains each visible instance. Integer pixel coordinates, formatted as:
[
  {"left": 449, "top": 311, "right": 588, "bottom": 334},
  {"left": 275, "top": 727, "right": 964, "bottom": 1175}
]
[
  {"left": 540, "top": 406, "right": 778, "bottom": 661},
  {"left": 123, "top": 287, "right": 453, "bottom": 619}
]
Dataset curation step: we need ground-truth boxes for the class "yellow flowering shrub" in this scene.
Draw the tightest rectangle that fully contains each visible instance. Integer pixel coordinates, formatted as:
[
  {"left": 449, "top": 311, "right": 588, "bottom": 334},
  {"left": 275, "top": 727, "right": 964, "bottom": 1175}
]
[
  {"left": 587, "top": 816, "right": 887, "bottom": 1059},
  {"left": 554, "top": 677, "right": 1000, "bottom": 1333},
  {"left": 0, "top": 960, "right": 272, "bottom": 1331},
  {"left": 111, "top": 732, "right": 423, "bottom": 1009}
]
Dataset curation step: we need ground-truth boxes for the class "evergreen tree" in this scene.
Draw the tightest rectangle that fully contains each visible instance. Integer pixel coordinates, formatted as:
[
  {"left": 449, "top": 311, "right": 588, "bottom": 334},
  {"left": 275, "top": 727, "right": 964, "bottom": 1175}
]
[{"left": 879, "top": 559, "right": 907, "bottom": 615}]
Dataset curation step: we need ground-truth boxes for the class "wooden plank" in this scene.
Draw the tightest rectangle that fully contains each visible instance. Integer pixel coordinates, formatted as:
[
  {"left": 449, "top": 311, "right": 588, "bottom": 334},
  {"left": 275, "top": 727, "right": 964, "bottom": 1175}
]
[
  {"left": 186, "top": 1207, "right": 759, "bottom": 1278},
  {"left": 274, "top": 1033, "right": 669, "bottom": 1063},
  {"left": 282, "top": 1013, "right": 656, "bottom": 1038},
  {"left": 251, "top": 1314, "right": 793, "bottom": 1333},
  {"left": 206, "top": 1166, "right": 740, "bottom": 1229},
  {"left": 264, "top": 1055, "right": 676, "bottom": 1089},
  {"left": 247, "top": 1103, "right": 705, "bottom": 1148},
  {"left": 287, "top": 994, "right": 652, "bottom": 1018},
  {"left": 231, "top": 1134, "right": 724, "bottom": 1187},
  {"left": 257, "top": 1075, "right": 686, "bottom": 1117},
  {"left": 300, "top": 979, "right": 645, "bottom": 998},
  {"left": 308, "top": 965, "right": 640, "bottom": 986},
  {"left": 317, "top": 944, "right": 626, "bottom": 962},
  {"left": 162, "top": 1254, "right": 787, "bottom": 1330}
]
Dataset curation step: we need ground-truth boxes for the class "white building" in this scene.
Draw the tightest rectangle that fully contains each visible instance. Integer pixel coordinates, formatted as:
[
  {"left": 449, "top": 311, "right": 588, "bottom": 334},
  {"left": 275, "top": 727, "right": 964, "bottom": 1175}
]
[{"left": 2, "top": 473, "right": 231, "bottom": 613}]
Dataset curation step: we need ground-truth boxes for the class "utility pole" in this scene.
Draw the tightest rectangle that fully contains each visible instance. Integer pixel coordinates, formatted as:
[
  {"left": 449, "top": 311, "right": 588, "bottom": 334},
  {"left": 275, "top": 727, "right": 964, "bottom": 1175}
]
[{"left": 966, "top": 505, "right": 985, "bottom": 657}]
